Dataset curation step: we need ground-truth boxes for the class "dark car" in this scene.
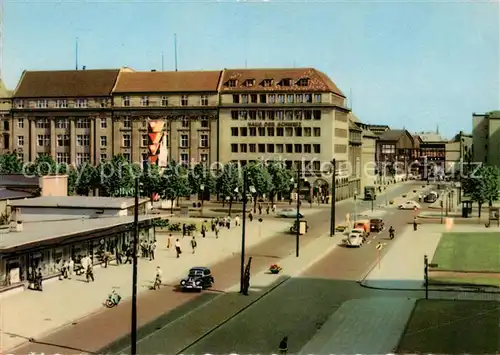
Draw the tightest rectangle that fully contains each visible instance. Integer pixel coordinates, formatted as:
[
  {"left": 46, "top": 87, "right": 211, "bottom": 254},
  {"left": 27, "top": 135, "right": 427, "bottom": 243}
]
[
  {"left": 370, "top": 218, "right": 385, "bottom": 232},
  {"left": 179, "top": 267, "right": 214, "bottom": 292},
  {"left": 424, "top": 194, "right": 437, "bottom": 203}
]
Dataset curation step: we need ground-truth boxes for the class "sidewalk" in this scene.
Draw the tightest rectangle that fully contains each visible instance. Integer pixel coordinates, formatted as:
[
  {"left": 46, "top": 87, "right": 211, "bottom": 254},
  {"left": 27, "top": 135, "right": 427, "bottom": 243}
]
[{"left": 0, "top": 218, "right": 289, "bottom": 352}]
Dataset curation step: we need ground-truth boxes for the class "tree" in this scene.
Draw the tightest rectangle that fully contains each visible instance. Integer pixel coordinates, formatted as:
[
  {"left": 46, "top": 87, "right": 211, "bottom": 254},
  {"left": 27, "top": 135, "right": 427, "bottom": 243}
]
[
  {"left": 0, "top": 152, "right": 23, "bottom": 174},
  {"left": 188, "top": 162, "right": 215, "bottom": 202},
  {"left": 140, "top": 163, "right": 163, "bottom": 201},
  {"left": 68, "top": 164, "right": 98, "bottom": 196},
  {"left": 244, "top": 162, "right": 272, "bottom": 211},
  {"left": 463, "top": 165, "right": 499, "bottom": 217},
  {"left": 24, "top": 154, "right": 66, "bottom": 176},
  {"left": 96, "top": 154, "right": 140, "bottom": 197},
  {"left": 267, "top": 161, "right": 293, "bottom": 204},
  {"left": 216, "top": 163, "right": 242, "bottom": 216},
  {"left": 160, "top": 161, "right": 191, "bottom": 214}
]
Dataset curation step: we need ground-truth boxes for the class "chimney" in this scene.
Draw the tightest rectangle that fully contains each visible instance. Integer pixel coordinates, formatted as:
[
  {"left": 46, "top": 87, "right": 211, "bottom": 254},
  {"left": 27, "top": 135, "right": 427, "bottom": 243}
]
[
  {"left": 82, "top": 66, "right": 86, "bottom": 70},
  {"left": 10, "top": 208, "right": 23, "bottom": 232}
]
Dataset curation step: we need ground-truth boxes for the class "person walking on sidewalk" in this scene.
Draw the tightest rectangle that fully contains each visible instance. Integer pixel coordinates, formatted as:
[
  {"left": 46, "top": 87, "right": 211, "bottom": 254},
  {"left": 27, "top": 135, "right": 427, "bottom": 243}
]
[
  {"left": 175, "top": 239, "right": 182, "bottom": 258},
  {"left": 201, "top": 225, "right": 206, "bottom": 238},
  {"left": 167, "top": 234, "right": 172, "bottom": 249},
  {"left": 249, "top": 212, "right": 253, "bottom": 222},
  {"left": 190, "top": 236, "right": 197, "bottom": 254},
  {"left": 215, "top": 225, "right": 219, "bottom": 239},
  {"left": 86, "top": 264, "right": 94, "bottom": 283},
  {"left": 413, "top": 217, "right": 418, "bottom": 231},
  {"left": 68, "top": 258, "right": 74, "bottom": 279},
  {"left": 153, "top": 266, "right": 162, "bottom": 290},
  {"left": 234, "top": 215, "right": 240, "bottom": 227},
  {"left": 278, "top": 336, "right": 288, "bottom": 354},
  {"left": 149, "top": 240, "right": 156, "bottom": 261}
]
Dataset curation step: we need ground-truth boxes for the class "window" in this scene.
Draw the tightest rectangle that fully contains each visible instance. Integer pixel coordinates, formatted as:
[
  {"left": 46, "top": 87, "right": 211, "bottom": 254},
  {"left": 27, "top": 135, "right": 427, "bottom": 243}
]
[
  {"left": 231, "top": 144, "right": 238, "bottom": 153},
  {"left": 3, "top": 120, "right": 8, "bottom": 131},
  {"left": 285, "top": 111, "right": 293, "bottom": 120},
  {"left": 276, "top": 144, "right": 283, "bottom": 153},
  {"left": 295, "top": 111, "right": 302, "bottom": 120},
  {"left": 122, "top": 134, "right": 131, "bottom": 147},
  {"left": 258, "top": 127, "right": 265, "bottom": 136},
  {"left": 76, "top": 153, "right": 90, "bottom": 166},
  {"left": 77, "top": 134, "right": 90, "bottom": 146},
  {"left": 35, "top": 100, "right": 48, "bottom": 108},
  {"left": 200, "top": 154, "right": 208, "bottom": 162},
  {"left": 100, "top": 118, "right": 107, "bottom": 129},
  {"left": 313, "top": 161, "right": 320, "bottom": 171},
  {"left": 55, "top": 99, "right": 68, "bottom": 108},
  {"left": 17, "top": 119, "right": 24, "bottom": 129},
  {"left": 36, "top": 118, "right": 50, "bottom": 129},
  {"left": 281, "top": 79, "right": 292, "bottom": 86},
  {"left": 295, "top": 144, "right": 302, "bottom": 153},
  {"left": 258, "top": 144, "right": 265, "bottom": 153},
  {"left": 313, "top": 144, "right": 321, "bottom": 153},
  {"left": 181, "top": 95, "right": 188, "bottom": 106},
  {"left": 100, "top": 136, "right": 108, "bottom": 147},
  {"left": 241, "top": 94, "right": 248, "bottom": 104},
  {"left": 287, "top": 94, "right": 294, "bottom": 103},
  {"left": 240, "top": 127, "right": 248, "bottom": 136},
  {"left": 286, "top": 144, "right": 293, "bottom": 153},
  {"left": 314, "top": 94, "right": 322, "bottom": 103},
  {"left": 231, "top": 111, "right": 239, "bottom": 120},
  {"left": 201, "top": 117, "right": 209, "bottom": 128},
  {"left": 285, "top": 128, "right": 293, "bottom": 137},
  {"left": 227, "top": 80, "right": 237, "bottom": 87},
  {"left": 296, "top": 94, "right": 304, "bottom": 103},
  {"left": 269, "top": 94, "right": 276, "bottom": 104},
  {"left": 305, "top": 94, "right": 312, "bottom": 103},
  {"left": 57, "top": 134, "right": 70, "bottom": 146},
  {"left": 75, "top": 99, "right": 88, "bottom": 108},
  {"left": 250, "top": 94, "right": 258, "bottom": 103},
  {"left": 267, "top": 111, "right": 275, "bottom": 120},
  {"left": 262, "top": 79, "right": 273, "bottom": 87},
  {"left": 123, "top": 117, "right": 131, "bottom": 129},
  {"left": 181, "top": 119, "right": 189, "bottom": 128},
  {"left": 256, "top": 111, "right": 264, "bottom": 120},
  {"left": 267, "top": 127, "right": 275, "bottom": 136},
  {"left": 313, "top": 128, "right": 321, "bottom": 137},
  {"left": 141, "top": 135, "right": 148, "bottom": 146},
  {"left": 123, "top": 153, "right": 130, "bottom": 161},
  {"left": 245, "top": 79, "right": 255, "bottom": 87},
  {"left": 56, "top": 118, "right": 69, "bottom": 129},
  {"left": 231, "top": 127, "right": 239, "bottom": 136},
  {"left": 295, "top": 127, "right": 302, "bottom": 136},
  {"left": 249, "top": 111, "right": 257, "bottom": 120},
  {"left": 304, "top": 127, "right": 311, "bottom": 136},
  {"left": 249, "top": 127, "right": 257, "bottom": 136},
  {"left": 140, "top": 96, "right": 150, "bottom": 106},
  {"left": 278, "top": 94, "right": 285, "bottom": 103},
  {"left": 3, "top": 135, "right": 8, "bottom": 149},
  {"left": 304, "top": 111, "right": 312, "bottom": 120},
  {"left": 259, "top": 94, "right": 267, "bottom": 103},
  {"left": 180, "top": 134, "right": 189, "bottom": 148},
  {"left": 277, "top": 128, "right": 284, "bottom": 136},
  {"left": 123, "top": 96, "right": 130, "bottom": 107},
  {"left": 100, "top": 99, "right": 107, "bottom": 108},
  {"left": 200, "top": 134, "right": 209, "bottom": 148},
  {"left": 37, "top": 134, "right": 50, "bottom": 146},
  {"left": 381, "top": 144, "right": 396, "bottom": 154},
  {"left": 200, "top": 95, "right": 209, "bottom": 106},
  {"left": 57, "top": 152, "right": 70, "bottom": 164},
  {"left": 313, "top": 110, "right": 321, "bottom": 120},
  {"left": 267, "top": 144, "right": 274, "bottom": 153},
  {"left": 232, "top": 95, "right": 240, "bottom": 104},
  {"left": 100, "top": 153, "right": 107, "bottom": 161},
  {"left": 276, "top": 111, "right": 284, "bottom": 121},
  {"left": 15, "top": 100, "right": 24, "bottom": 109},
  {"left": 17, "top": 136, "right": 24, "bottom": 146},
  {"left": 297, "top": 78, "right": 309, "bottom": 86},
  {"left": 240, "top": 144, "right": 247, "bottom": 153},
  {"left": 161, "top": 96, "right": 169, "bottom": 106},
  {"left": 76, "top": 118, "right": 90, "bottom": 129},
  {"left": 249, "top": 144, "right": 256, "bottom": 153},
  {"left": 304, "top": 144, "right": 311, "bottom": 153}
]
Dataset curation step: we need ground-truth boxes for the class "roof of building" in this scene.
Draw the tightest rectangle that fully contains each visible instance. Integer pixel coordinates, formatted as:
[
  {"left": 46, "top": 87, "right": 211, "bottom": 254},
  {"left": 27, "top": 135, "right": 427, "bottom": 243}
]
[
  {"left": 417, "top": 132, "right": 447, "bottom": 142},
  {"left": 219, "top": 68, "right": 345, "bottom": 97},
  {"left": 13, "top": 69, "right": 121, "bottom": 98},
  {"left": 0, "top": 79, "right": 12, "bottom": 98},
  {"left": 378, "top": 129, "right": 406, "bottom": 141},
  {"left": 9, "top": 196, "right": 149, "bottom": 209},
  {"left": 113, "top": 70, "right": 223, "bottom": 93},
  {"left": 0, "top": 174, "right": 40, "bottom": 187},
  {"left": 0, "top": 215, "right": 156, "bottom": 251},
  {"left": 0, "top": 188, "right": 34, "bottom": 201}
]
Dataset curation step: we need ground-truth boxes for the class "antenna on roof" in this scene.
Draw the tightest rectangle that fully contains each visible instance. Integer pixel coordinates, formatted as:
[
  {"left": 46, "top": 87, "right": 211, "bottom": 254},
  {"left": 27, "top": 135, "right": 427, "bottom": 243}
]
[
  {"left": 75, "top": 37, "right": 79, "bottom": 70},
  {"left": 161, "top": 52, "right": 164, "bottom": 71},
  {"left": 174, "top": 33, "right": 178, "bottom": 72}
]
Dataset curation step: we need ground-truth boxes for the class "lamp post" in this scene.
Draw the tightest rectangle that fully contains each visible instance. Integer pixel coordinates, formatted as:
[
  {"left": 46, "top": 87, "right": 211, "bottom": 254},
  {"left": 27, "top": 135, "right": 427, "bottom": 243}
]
[
  {"left": 353, "top": 189, "right": 358, "bottom": 222},
  {"left": 295, "top": 167, "right": 301, "bottom": 257},
  {"left": 130, "top": 177, "right": 140, "bottom": 355},
  {"left": 240, "top": 171, "right": 255, "bottom": 294},
  {"left": 330, "top": 159, "right": 336, "bottom": 237}
]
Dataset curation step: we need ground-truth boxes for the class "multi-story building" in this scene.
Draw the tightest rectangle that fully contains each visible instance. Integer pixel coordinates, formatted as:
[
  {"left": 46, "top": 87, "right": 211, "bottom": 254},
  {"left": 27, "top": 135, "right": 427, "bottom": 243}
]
[
  {"left": 473, "top": 111, "right": 500, "bottom": 166},
  {"left": 347, "top": 113, "right": 362, "bottom": 196},
  {"left": 350, "top": 115, "right": 378, "bottom": 189},
  {"left": 445, "top": 131, "right": 472, "bottom": 173},
  {"left": 217, "top": 68, "right": 351, "bottom": 198},
  {"left": 375, "top": 129, "right": 418, "bottom": 178},
  {"left": 0, "top": 79, "right": 12, "bottom": 152},
  {"left": 416, "top": 130, "right": 447, "bottom": 177}
]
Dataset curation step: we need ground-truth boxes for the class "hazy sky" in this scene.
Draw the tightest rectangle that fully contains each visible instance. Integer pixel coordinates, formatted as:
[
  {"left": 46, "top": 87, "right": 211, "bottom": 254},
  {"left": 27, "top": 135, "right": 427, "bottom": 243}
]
[{"left": 4, "top": 0, "right": 499, "bottom": 137}]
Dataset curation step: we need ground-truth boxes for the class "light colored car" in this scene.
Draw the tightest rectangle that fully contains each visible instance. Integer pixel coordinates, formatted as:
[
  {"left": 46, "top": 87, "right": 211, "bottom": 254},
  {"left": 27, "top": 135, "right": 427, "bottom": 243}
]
[
  {"left": 342, "top": 228, "right": 364, "bottom": 247},
  {"left": 277, "top": 208, "right": 304, "bottom": 218},
  {"left": 398, "top": 201, "right": 421, "bottom": 210}
]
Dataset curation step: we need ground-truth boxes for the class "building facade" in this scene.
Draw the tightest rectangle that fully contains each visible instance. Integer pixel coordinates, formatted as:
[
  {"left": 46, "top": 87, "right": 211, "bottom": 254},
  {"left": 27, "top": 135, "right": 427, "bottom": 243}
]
[
  {"left": 375, "top": 129, "right": 418, "bottom": 178},
  {"left": 473, "top": 111, "right": 500, "bottom": 166},
  {"left": 445, "top": 131, "right": 472, "bottom": 173}
]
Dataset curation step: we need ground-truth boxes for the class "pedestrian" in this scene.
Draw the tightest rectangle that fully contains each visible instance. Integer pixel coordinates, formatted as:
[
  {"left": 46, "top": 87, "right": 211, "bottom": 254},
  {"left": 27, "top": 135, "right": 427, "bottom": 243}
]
[
  {"left": 413, "top": 217, "right": 418, "bottom": 231},
  {"left": 272, "top": 203, "right": 276, "bottom": 213},
  {"left": 153, "top": 266, "right": 162, "bottom": 290},
  {"left": 103, "top": 251, "right": 109, "bottom": 268},
  {"left": 191, "top": 236, "right": 197, "bottom": 254},
  {"left": 68, "top": 258, "right": 74, "bottom": 279},
  {"left": 215, "top": 226, "right": 219, "bottom": 239},
  {"left": 166, "top": 234, "right": 172, "bottom": 249},
  {"left": 211, "top": 219, "right": 216, "bottom": 232},
  {"left": 226, "top": 216, "right": 231, "bottom": 229},
  {"left": 249, "top": 212, "right": 253, "bottom": 222},
  {"left": 201, "top": 226, "right": 206, "bottom": 238},
  {"left": 36, "top": 267, "right": 43, "bottom": 291},
  {"left": 175, "top": 239, "right": 182, "bottom": 258},
  {"left": 125, "top": 247, "right": 132, "bottom": 264},
  {"left": 279, "top": 336, "right": 288, "bottom": 354},
  {"left": 182, "top": 223, "right": 187, "bottom": 238},
  {"left": 234, "top": 215, "right": 240, "bottom": 227},
  {"left": 115, "top": 248, "right": 122, "bottom": 265},
  {"left": 258, "top": 203, "right": 262, "bottom": 215},
  {"left": 266, "top": 204, "right": 270, "bottom": 214},
  {"left": 86, "top": 264, "right": 94, "bottom": 283},
  {"left": 149, "top": 240, "right": 156, "bottom": 260}
]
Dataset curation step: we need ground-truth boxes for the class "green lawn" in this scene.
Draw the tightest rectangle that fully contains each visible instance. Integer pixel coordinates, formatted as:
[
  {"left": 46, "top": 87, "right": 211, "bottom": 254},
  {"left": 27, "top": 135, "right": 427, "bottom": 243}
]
[
  {"left": 397, "top": 299, "right": 500, "bottom": 354},
  {"left": 429, "top": 276, "right": 500, "bottom": 288},
  {"left": 432, "top": 232, "right": 500, "bottom": 272}
]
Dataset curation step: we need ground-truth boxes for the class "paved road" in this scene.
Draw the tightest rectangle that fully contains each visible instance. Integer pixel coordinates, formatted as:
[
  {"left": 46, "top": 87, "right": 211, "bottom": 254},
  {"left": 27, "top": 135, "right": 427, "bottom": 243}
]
[{"left": 10, "top": 183, "right": 417, "bottom": 355}]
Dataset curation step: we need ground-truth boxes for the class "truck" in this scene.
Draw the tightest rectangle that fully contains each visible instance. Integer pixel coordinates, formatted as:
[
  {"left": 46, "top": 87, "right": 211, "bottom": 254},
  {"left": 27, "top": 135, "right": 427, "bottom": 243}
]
[{"left": 364, "top": 186, "right": 377, "bottom": 200}]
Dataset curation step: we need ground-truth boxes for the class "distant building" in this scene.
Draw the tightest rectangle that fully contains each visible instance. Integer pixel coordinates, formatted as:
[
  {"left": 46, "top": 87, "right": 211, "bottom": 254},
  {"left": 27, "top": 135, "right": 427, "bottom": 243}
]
[
  {"left": 375, "top": 129, "right": 418, "bottom": 178},
  {"left": 472, "top": 110, "right": 500, "bottom": 165},
  {"left": 445, "top": 131, "right": 472, "bottom": 172}
]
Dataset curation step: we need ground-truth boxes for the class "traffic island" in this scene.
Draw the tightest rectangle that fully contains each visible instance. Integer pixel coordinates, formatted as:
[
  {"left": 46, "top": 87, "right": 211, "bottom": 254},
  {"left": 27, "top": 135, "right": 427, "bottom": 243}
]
[
  {"left": 397, "top": 299, "right": 500, "bottom": 354},
  {"left": 428, "top": 232, "right": 500, "bottom": 288}
]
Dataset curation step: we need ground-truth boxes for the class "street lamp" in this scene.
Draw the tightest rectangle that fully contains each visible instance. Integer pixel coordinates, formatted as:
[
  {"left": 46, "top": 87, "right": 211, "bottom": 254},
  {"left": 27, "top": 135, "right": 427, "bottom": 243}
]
[
  {"left": 130, "top": 177, "right": 141, "bottom": 355},
  {"left": 240, "top": 171, "right": 255, "bottom": 294},
  {"left": 353, "top": 189, "right": 358, "bottom": 222},
  {"left": 200, "top": 184, "right": 205, "bottom": 214},
  {"left": 330, "top": 159, "right": 336, "bottom": 237}
]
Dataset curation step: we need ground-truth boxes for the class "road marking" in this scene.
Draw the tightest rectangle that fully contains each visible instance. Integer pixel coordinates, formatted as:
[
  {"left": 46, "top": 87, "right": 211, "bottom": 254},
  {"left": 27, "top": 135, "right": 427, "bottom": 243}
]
[{"left": 366, "top": 240, "right": 372, "bottom": 244}]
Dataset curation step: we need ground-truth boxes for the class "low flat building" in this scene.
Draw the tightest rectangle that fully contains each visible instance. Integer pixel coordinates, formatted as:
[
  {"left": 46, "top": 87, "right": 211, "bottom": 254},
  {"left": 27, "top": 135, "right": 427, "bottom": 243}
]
[
  {"left": 0, "top": 215, "right": 156, "bottom": 290},
  {"left": 8, "top": 196, "right": 150, "bottom": 222}
]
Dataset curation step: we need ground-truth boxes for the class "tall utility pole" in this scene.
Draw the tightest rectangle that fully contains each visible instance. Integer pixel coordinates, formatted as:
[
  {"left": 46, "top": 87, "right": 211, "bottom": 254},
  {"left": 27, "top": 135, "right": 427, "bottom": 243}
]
[
  {"left": 295, "top": 166, "right": 301, "bottom": 257},
  {"left": 330, "top": 159, "right": 336, "bottom": 236},
  {"left": 75, "top": 37, "right": 79, "bottom": 70},
  {"left": 130, "top": 177, "right": 139, "bottom": 355},
  {"left": 240, "top": 170, "right": 248, "bottom": 293}
]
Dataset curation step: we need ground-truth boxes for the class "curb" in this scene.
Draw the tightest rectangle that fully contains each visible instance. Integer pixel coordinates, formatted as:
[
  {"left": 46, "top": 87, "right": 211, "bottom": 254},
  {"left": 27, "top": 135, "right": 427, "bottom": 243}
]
[{"left": 358, "top": 281, "right": 500, "bottom": 294}]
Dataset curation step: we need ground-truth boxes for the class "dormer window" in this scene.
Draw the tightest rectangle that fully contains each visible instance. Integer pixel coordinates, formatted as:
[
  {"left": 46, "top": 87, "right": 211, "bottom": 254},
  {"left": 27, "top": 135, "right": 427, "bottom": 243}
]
[
  {"left": 297, "top": 78, "right": 309, "bottom": 87},
  {"left": 280, "top": 78, "right": 292, "bottom": 86},
  {"left": 227, "top": 79, "right": 237, "bottom": 87},
  {"left": 262, "top": 79, "right": 273, "bottom": 87},
  {"left": 244, "top": 79, "right": 255, "bottom": 87}
]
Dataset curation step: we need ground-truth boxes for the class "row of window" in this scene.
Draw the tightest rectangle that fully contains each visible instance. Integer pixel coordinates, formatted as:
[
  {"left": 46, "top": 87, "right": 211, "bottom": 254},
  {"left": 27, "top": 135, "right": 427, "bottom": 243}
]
[
  {"left": 15, "top": 99, "right": 97, "bottom": 109},
  {"left": 122, "top": 95, "right": 210, "bottom": 107},
  {"left": 231, "top": 109, "right": 322, "bottom": 121},
  {"left": 232, "top": 159, "right": 325, "bottom": 172},
  {"left": 226, "top": 77, "right": 310, "bottom": 89},
  {"left": 231, "top": 143, "right": 322, "bottom": 154},
  {"left": 231, "top": 126, "right": 321, "bottom": 138},
  {"left": 232, "top": 93, "right": 322, "bottom": 105}
]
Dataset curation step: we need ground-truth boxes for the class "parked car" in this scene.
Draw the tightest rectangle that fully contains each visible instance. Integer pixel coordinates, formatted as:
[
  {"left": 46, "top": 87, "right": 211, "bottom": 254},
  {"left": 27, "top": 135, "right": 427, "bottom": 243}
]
[
  {"left": 278, "top": 208, "right": 303, "bottom": 218},
  {"left": 179, "top": 267, "right": 214, "bottom": 292},
  {"left": 370, "top": 218, "right": 385, "bottom": 232},
  {"left": 342, "top": 229, "right": 365, "bottom": 247},
  {"left": 398, "top": 201, "right": 421, "bottom": 210}
]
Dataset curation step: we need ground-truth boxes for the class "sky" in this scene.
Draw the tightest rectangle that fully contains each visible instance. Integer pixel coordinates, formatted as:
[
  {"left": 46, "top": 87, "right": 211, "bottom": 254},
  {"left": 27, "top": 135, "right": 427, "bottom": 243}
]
[{"left": 3, "top": 0, "right": 499, "bottom": 137}]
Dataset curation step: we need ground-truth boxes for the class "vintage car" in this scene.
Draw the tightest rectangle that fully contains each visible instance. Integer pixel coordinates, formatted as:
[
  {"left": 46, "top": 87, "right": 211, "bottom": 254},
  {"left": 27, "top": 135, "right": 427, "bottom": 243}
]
[
  {"left": 370, "top": 218, "right": 385, "bottom": 232},
  {"left": 179, "top": 267, "right": 214, "bottom": 292},
  {"left": 398, "top": 201, "right": 421, "bottom": 210},
  {"left": 342, "top": 228, "right": 365, "bottom": 247},
  {"left": 278, "top": 208, "right": 304, "bottom": 218}
]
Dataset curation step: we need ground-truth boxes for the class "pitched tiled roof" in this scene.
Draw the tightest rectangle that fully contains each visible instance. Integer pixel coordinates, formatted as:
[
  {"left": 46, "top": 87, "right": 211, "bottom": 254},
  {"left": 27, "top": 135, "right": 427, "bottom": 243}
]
[
  {"left": 13, "top": 69, "right": 121, "bottom": 98},
  {"left": 219, "top": 68, "right": 345, "bottom": 97},
  {"left": 379, "top": 129, "right": 406, "bottom": 141},
  {"left": 113, "top": 70, "right": 223, "bottom": 93}
]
